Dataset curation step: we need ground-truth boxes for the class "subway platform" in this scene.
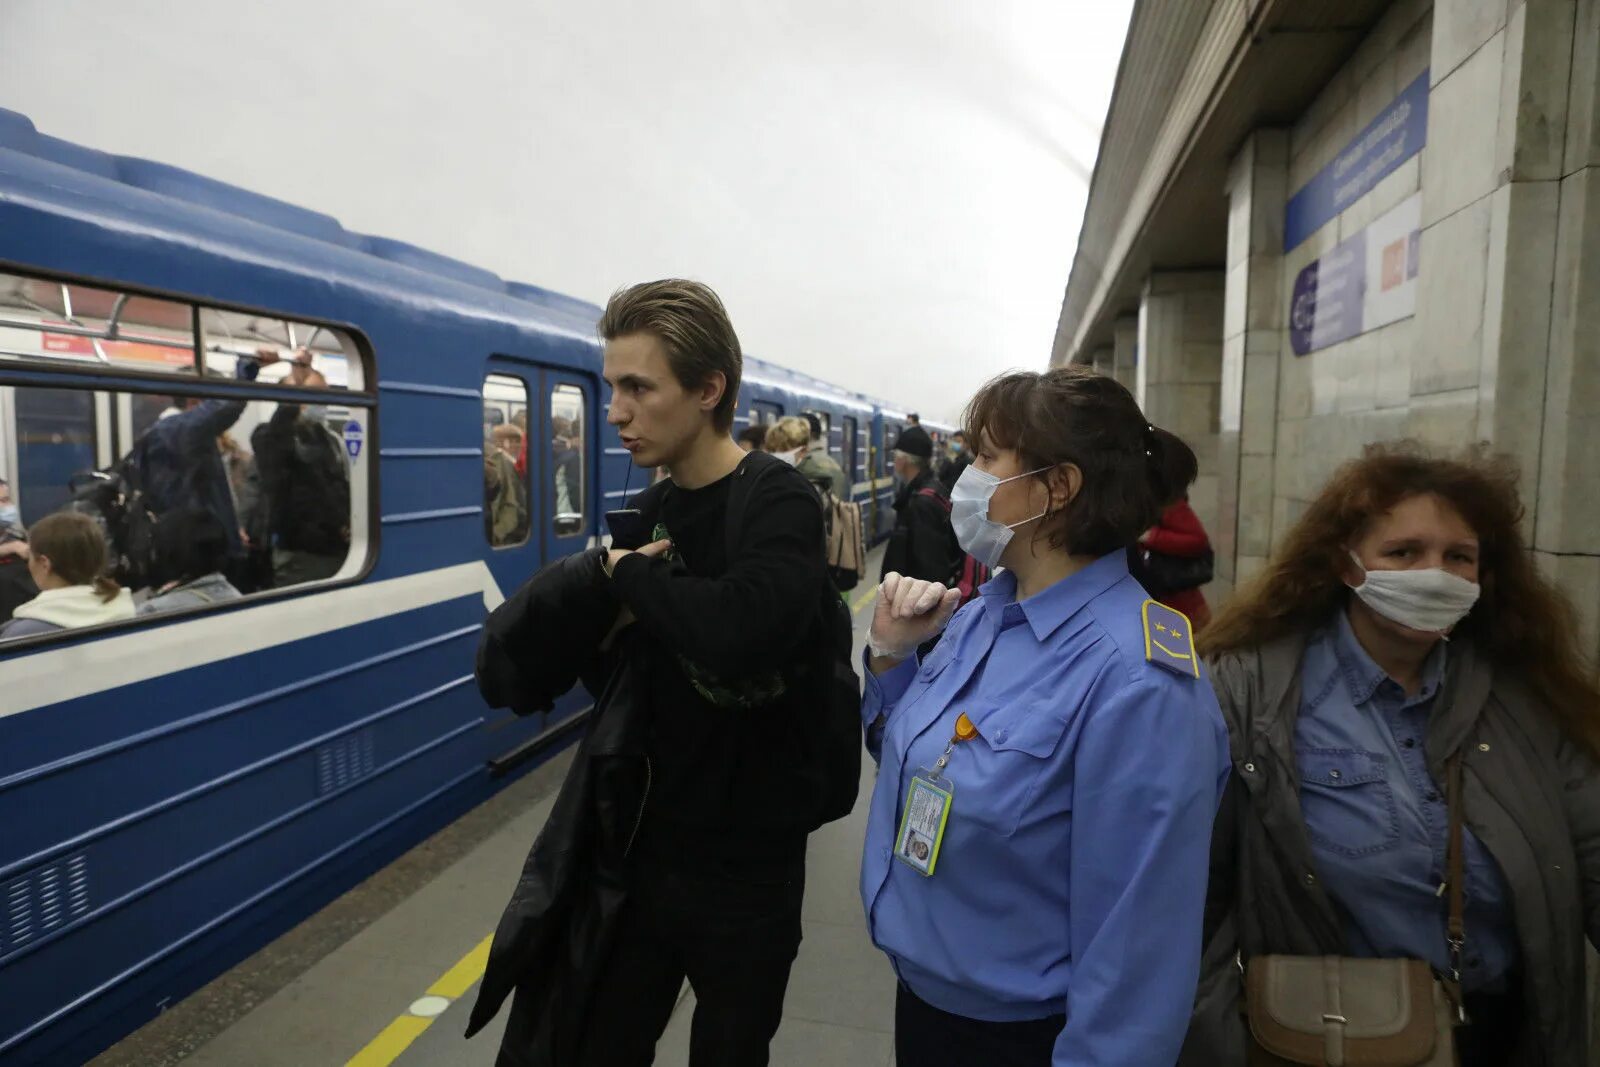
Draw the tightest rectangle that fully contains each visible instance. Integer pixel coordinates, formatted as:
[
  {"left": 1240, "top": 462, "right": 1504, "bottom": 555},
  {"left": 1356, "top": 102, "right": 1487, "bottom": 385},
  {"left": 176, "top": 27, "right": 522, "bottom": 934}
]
[{"left": 90, "top": 549, "right": 896, "bottom": 1067}]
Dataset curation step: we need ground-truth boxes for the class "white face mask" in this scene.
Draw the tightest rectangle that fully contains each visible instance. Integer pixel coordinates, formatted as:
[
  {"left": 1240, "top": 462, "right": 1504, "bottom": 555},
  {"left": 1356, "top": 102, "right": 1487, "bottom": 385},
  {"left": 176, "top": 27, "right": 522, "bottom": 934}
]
[
  {"left": 773, "top": 448, "right": 802, "bottom": 467},
  {"left": 1348, "top": 551, "right": 1481, "bottom": 634},
  {"left": 949, "top": 464, "right": 1050, "bottom": 569}
]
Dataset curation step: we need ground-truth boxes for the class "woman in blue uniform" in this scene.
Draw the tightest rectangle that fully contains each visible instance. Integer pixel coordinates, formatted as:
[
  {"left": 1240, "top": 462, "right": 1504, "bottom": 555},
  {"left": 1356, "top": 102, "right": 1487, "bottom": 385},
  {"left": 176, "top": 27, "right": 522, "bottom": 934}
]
[{"left": 860, "top": 366, "right": 1231, "bottom": 1067}]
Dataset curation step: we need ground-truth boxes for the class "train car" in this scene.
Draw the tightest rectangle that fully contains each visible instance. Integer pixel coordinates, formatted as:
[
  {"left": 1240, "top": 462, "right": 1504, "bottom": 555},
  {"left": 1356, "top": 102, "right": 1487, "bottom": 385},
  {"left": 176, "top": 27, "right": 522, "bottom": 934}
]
[{"left": 0, "top": 111, "right": 940, "bottom": 1065}]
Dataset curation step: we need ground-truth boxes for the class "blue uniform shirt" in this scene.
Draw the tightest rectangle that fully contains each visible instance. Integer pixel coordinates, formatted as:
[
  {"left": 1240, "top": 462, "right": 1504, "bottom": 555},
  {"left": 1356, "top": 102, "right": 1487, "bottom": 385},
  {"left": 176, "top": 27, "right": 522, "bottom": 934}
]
[
  {"left": 859, "top": 551, "right": 1230, "bottom": 1066},
  {"left": 1296, "top": 611, "right": 1520, "bottom": 992}
]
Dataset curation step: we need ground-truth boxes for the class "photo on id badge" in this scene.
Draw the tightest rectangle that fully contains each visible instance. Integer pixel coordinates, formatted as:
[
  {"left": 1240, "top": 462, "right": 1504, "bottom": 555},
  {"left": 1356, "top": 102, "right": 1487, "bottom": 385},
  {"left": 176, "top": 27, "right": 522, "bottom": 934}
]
[{"left": 895, "top": 773, "right": 952, "bottom": 876}]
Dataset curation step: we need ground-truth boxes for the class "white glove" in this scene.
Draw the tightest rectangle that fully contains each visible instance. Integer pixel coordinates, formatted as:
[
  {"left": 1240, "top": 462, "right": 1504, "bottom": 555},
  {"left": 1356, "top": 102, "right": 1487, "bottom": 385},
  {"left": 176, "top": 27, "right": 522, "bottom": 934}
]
[{"left": 866, "top": 572, "right": 962, "bottom": 660}]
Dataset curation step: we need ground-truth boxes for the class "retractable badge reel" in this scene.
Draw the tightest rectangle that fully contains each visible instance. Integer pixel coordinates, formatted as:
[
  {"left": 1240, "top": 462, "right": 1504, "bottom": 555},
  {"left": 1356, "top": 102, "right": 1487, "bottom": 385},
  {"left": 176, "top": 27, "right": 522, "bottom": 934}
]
[{"left": 894, "top": 712, "right": 978, "bottom": 877}]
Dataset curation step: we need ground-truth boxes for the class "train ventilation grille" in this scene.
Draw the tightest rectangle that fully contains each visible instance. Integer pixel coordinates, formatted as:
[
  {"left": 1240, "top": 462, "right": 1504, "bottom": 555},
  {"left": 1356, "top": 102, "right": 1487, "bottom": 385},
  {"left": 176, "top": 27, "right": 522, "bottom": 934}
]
[
  {"left": 3, "top": 852, "right": 91, "bottom": 959},
  {"left": 316, "top": 730, "right": 377, "bottom": 795}
]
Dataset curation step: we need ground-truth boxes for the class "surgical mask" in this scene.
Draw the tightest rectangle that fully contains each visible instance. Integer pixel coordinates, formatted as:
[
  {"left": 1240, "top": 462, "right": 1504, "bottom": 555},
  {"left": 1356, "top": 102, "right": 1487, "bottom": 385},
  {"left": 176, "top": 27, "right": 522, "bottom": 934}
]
[
  {"left": 0, "top": 503, "right": 18, "bottom": 529},
  {"left": 774, "top": 448, "right": 802, "bottom": 467},
  {"left": 1348, "top": 551, "right": 1480, "bottom": 634},
  {"left": 949, "top": 464, "right": 1051, "bottom": 569},
  {"left": 951, "top": 442, "right": 964, "bottom": 455}
]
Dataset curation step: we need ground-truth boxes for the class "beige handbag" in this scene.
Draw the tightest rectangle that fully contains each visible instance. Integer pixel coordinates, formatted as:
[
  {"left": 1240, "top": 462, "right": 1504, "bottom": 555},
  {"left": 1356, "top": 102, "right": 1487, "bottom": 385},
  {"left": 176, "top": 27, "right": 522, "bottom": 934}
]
[{"left": 1243, "top": 755, "right": 1466, "bottom": 1067}]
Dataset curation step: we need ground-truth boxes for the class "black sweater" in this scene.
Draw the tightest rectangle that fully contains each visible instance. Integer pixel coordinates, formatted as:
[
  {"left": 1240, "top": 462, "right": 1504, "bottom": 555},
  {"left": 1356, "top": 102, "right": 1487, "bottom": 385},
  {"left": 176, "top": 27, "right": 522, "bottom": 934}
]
[{"left": 610, "top": 459, "right": 826, "bottom": 874}]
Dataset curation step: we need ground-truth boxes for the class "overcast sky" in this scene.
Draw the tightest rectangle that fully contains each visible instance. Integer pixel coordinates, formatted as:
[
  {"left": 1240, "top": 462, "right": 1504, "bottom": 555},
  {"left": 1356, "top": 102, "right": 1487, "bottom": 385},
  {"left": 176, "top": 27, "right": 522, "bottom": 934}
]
[{"left": 0, "top": 1, "right": 1132, "bottom": 422}]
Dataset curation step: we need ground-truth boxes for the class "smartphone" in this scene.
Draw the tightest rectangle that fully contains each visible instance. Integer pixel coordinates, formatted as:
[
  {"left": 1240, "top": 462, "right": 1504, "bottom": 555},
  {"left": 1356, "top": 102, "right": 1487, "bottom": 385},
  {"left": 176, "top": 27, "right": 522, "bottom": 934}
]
[{"left": 605, "top": 508, "right": 651, "bottom": 550}]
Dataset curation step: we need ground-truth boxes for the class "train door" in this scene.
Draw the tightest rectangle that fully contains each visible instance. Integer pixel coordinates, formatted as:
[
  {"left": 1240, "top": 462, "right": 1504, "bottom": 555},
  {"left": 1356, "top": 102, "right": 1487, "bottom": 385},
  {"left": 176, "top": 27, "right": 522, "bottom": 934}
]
[
  {"left": 479, "top": 360, "right": 598, "bottom": 771},
  {"left": 751, "top": 399, "right": 782, "bottom": 426}
]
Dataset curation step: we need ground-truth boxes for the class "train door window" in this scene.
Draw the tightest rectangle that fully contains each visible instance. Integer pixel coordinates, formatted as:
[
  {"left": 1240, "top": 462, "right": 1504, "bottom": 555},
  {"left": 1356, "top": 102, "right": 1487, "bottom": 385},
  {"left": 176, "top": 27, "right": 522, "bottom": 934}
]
[
  {"left": 751, "top": 400, "right": 781, "bottom": 426},
  {"left": 550, "top": 383, "right": 586, "bottom": 536},
  {"left": 882, "top": 422, "right": 899, "bottom": 475},
  {"left": 483, "top": 373, "right": 531, "bottom": 549},
  {"left": 841, "top": 416, "right": 858, "bottom": 486}
]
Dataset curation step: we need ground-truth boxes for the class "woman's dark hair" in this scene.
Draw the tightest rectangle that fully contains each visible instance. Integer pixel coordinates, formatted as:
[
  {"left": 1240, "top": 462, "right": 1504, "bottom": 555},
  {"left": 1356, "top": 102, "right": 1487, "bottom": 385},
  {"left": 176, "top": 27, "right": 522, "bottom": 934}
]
[
  {"left": 1201, "top": 441, "right": 1600, "bottom": 758},
  {"left": 28, "top": 511, "right": 120, "bottom": 602},
  {"left": 152, "top": 507, "right": 229, "bottom": 588},
  {"left": 962, "top": 366, "right": 1196, "bottom": 557}
]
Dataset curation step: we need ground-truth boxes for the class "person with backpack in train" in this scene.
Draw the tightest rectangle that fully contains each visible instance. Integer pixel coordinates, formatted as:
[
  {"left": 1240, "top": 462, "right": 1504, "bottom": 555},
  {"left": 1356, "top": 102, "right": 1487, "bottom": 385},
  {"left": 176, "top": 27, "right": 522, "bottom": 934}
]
[
  {"left": 467, "top": 279, "right": 860, "bottom": 1067},
  {"left": 881, "top": 424, "right": 968, "bottom": 598}
]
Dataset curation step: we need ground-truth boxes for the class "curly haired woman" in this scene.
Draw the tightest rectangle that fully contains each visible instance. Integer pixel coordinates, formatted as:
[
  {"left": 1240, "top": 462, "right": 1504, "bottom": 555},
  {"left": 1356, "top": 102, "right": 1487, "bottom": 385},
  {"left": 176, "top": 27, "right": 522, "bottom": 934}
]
[{"left": 1181, "top": 444, "right": 1600, "bottom": 1067}]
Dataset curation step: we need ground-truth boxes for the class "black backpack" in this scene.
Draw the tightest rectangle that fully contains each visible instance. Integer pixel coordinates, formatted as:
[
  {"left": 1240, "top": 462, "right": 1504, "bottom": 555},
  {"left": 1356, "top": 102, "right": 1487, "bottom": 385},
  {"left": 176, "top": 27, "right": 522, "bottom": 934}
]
[
  {"left": 721, "top": 454, "right": 862, "bottom": 826},
  {"left": 67, "top": 436, "right": 160, "bottom": 590}
]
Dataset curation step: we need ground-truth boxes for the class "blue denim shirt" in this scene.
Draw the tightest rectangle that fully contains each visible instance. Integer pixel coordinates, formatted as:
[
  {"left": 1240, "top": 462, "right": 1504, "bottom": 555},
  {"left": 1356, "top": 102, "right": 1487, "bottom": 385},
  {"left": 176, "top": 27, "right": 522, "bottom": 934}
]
[
  {"left": 860, "top": 552, "right": 1231, "bottom": 1066},
  {"left": 1296, "top": 611, "right": 1520, "bottom": 992}
]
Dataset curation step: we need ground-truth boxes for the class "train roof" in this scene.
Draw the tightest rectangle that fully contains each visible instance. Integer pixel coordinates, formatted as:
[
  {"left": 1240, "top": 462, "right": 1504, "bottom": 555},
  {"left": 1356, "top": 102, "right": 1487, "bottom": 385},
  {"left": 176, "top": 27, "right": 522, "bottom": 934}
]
[{"left": 0, "top": 109, "right": 918, "bottom": 418}]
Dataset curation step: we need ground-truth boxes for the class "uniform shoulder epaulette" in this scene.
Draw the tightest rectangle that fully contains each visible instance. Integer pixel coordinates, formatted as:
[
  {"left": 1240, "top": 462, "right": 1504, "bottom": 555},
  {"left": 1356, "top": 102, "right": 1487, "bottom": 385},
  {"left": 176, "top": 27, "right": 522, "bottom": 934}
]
[{"left": 1141, "top": 600, "right": 1199, "bottom": 678}]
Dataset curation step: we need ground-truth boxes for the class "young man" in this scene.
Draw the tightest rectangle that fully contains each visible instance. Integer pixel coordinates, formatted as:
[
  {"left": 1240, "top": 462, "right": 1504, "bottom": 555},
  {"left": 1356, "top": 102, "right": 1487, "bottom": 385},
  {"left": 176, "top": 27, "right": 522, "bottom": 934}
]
[
  {"left": 937, "top": 430, "right": 972, "bottom": 491},
  {"left": 583, "top": 279, "right": 828, "bottom": 1065},
  {"left": 881, "top": 424, "right": 962, "bottom": 587}
]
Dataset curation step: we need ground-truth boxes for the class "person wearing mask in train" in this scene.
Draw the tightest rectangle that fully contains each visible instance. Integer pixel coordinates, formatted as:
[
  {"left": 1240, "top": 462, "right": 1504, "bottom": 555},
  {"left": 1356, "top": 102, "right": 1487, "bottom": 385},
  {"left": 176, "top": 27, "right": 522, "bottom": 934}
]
[
  {"left": 1181, "top": 445, "right": 1600, "bottom": 1067},
  {"left": 0, "top": 511, "right": 135, "bottom": 639},
  {"left": 470, "top": 279, "right": 844, "bottom": 1067},
  {"left": 937, "top": 430, "right": 972, "bottom": 492},
  {"left": 880, "top": 424, "right": 962, "bottom": 591},
  {"left": 735, "top": 424, "right": 768, "bottom": 453},
  {"left": 252, "top": 354, "right": 352, "bottom": 586},
  {"left": 138, "top": 508, "right": 243, "bottom": 616},
  {"left": 859, "top": 366, "right": 1229, "bottom": 1067},
  {"left": 797, "top": 413, "right": 848, "bottom": 500},
  {"left": 0, "top": 477, "right": 38, "bottom": 624},
  {"left": 139, "top": 348, "right": 280, "bottom": 576},
  {"left": 763, "top": 415, "right": 810, "bottom": 467}
]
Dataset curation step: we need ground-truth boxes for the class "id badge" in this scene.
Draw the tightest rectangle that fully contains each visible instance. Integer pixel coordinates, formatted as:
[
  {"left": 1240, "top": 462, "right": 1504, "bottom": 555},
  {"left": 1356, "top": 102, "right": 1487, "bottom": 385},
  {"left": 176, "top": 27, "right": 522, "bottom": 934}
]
[{"left": 894, "top": 770, "right": 954, "bottom": 877}]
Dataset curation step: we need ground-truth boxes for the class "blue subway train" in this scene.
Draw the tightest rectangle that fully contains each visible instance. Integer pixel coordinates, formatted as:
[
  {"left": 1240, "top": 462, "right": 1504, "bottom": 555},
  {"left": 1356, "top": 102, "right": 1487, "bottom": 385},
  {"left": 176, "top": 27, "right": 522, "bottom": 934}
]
[{"left": 0, "top": 110, "right": 945, "bottom": 1064}]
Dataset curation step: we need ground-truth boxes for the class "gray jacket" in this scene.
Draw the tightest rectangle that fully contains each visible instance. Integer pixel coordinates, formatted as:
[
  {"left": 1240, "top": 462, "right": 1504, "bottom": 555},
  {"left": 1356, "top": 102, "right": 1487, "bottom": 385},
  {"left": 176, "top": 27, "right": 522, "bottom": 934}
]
[
  {"left": 1181, "top": 629, "right": 1600, "bottom": 1066},
  {"left": 137, "top": 573, "right": 242, "bottom": 617}
]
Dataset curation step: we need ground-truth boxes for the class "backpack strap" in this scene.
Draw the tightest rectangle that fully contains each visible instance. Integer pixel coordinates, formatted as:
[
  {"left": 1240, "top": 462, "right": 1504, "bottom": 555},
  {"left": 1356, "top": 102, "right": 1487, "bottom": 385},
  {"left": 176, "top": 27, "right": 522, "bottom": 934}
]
[
  {"left": 916, "top": 485, "right": 952, "bottom": 514},
  {"left": 723, "top": 450, "right": 787, "bottom": 562}
]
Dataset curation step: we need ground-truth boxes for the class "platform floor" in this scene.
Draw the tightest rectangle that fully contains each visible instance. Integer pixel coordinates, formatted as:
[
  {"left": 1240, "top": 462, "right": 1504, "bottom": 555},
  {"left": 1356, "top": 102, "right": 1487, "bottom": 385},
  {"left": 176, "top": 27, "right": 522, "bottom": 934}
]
[{"left": 94, "top": 548, "right": 894, "bottom": 1067}]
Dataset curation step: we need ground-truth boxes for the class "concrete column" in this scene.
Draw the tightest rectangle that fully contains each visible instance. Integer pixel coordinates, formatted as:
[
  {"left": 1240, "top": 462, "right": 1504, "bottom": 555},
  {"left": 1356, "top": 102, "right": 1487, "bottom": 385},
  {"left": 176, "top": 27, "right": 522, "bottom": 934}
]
[
  {"left": 1219, "top": 130, "right": 1289, "bottom": 596},
  {"left": 1137, "top": 272, "right": 1225, "bottom": 565},
  {"left": 1089, "top": 344, "right": 1115, "bottom": 380},
  {"left": 1111, "top": 315, "right": 1139, "bottom": 396}
]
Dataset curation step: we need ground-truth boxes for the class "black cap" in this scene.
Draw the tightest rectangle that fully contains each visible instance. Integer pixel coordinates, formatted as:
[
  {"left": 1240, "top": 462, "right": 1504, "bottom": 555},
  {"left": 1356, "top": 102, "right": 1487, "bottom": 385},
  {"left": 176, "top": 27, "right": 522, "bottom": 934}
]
[
  {"left": 892, "top": 425, "right": 933, "bottom": 460},
  {"left": 803, "top": 412, "right": 823, "bottom": 439}
]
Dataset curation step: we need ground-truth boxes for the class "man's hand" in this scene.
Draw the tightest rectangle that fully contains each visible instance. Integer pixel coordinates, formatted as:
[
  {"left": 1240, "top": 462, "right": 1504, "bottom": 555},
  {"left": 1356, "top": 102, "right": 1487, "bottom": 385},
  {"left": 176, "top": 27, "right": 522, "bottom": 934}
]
[
  {"left": 605, "top": 538, "right": 672, "bottom": 575},
  {"left": 254, "top": 347, "right": 281, "bottom": 366}
]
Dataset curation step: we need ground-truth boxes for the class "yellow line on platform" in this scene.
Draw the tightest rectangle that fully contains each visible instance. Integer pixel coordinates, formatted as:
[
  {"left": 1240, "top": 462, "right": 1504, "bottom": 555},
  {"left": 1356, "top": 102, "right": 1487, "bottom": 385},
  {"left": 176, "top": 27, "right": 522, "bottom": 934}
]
[
  {"left": 344, "top": 933, "right": 494, "bottom": 1067},
  {"left": 851, "top": 586, "right": 878, "bottom": 615}
]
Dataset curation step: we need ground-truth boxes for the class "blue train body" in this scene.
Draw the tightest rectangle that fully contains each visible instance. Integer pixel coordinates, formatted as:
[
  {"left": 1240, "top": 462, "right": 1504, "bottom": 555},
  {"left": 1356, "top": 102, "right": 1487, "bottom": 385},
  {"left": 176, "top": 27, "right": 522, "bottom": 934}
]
[{"left": 0, "top": 110, "right": 934, "bottom": 1064}]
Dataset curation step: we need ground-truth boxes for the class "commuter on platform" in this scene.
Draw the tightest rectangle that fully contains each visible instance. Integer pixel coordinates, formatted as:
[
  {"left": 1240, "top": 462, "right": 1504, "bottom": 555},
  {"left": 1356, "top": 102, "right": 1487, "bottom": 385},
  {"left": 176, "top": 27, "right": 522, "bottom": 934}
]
[
  {"left": 469, "top": 279, "right": 850, "bottom": 1067},
  {"left": 1130, "top": 439, "right": 1214, "bottom": 628},
  {"left": 735, "top": 424, "right": 768, "bottom": 453},
  {"left": 0, "top": 512, "right": 135, "bottom": 639},
  {"left": 880, "top": 424, "right": 961, "bottom": 588},
  {"left": 859, "top": 366, "right": 1230, "bottom": 1067},
  {"left": 937, "top": 430, "right": 972, "bottom": 491},
  {"left": 138, "top": 508, "right": 243, "bottom": 616},
  {"left": 1182, "top": 444, "right": 1600, "bottom": 1067},
  {"left": 763, "top": 415, "right": 811, "bottom": 466},
  {"left": 251, "top": 356, "right": 351, "bottom": 585},
  {"left": 797, "top": 413, "right": 848, "bottom": 499}
]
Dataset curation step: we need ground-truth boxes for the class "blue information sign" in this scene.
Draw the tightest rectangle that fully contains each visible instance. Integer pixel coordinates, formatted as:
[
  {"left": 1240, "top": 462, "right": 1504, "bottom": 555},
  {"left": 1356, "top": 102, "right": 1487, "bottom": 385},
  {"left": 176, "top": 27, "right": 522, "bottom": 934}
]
[{"left": 1284, "top": 70, "right": 1429, "bottom": 252}]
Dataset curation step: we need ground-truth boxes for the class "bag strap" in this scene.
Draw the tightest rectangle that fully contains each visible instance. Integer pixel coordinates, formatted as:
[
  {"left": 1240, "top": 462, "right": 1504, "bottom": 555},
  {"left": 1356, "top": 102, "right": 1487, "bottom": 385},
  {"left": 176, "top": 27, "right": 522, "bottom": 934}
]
[{"left": 1443, "top": 750, "right": 1467, "bottom": 1021}]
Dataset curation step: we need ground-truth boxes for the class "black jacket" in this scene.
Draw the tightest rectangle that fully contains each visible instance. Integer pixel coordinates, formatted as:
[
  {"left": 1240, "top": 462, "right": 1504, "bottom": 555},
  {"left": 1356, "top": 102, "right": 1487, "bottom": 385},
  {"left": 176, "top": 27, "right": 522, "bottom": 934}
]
[
  {"left": 881, "top": 469, "right": 962, "bottom": 585},
  {"left": 466, "top": 549, "right": 647, "bottom": 1067},
  {"left": 252, "top": 405, "right": 350, "bottom": 557}
]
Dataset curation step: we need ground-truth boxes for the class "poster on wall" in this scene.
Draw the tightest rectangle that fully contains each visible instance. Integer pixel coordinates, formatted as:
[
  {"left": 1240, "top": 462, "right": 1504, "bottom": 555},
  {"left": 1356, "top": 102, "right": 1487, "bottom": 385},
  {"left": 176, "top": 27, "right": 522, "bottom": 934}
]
[
  {"left": 1289, "top": 192, "right": 1420, "bottom": 357},
  {"left": 1284, "top": 70, "right": 1428, "bottom": 252}
]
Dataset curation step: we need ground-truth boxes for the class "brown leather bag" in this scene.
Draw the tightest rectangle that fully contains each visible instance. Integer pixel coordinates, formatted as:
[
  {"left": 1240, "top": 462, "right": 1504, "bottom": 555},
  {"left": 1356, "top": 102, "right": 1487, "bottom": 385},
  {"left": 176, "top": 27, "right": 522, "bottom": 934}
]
[{"left": 1243, "top": 754, "right": 1466, "bottom": 1067}]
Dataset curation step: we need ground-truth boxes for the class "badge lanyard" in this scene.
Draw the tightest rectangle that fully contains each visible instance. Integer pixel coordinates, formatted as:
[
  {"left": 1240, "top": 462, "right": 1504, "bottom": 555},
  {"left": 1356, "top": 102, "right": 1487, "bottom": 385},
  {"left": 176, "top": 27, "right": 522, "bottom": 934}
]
[{"left": 894, "top": 712, "right": 977, "bottom": 877}]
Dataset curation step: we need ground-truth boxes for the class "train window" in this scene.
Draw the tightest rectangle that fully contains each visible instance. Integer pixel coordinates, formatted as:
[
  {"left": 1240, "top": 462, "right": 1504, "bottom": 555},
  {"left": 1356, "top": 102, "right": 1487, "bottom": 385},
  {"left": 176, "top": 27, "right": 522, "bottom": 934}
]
[
  {"left": 882, "top": 423, "right": 898, "bottom": 475},
  {"left": 0, "top": 374, "right": 369, "bottom": 644},
  {"left": 201, "top": 309, "right": 362, "bottom": 391},
  {"left": 483, "top": 374, "right": 531, "bottom": 549},
  {"left": 550, "top": 384, "right": 586, "bottom": 536},
  {"left": 841, "top": 416, "right": 858, "bottom": 486}
]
